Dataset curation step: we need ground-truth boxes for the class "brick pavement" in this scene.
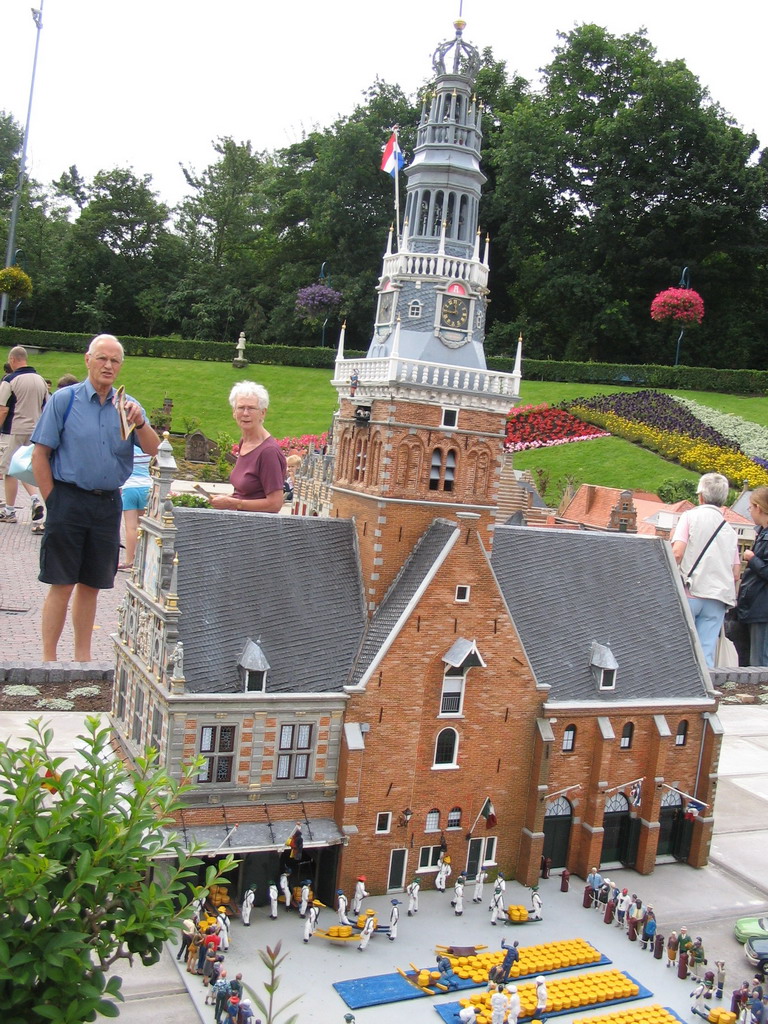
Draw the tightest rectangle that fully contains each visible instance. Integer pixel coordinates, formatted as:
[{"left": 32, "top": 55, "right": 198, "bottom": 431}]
[{"left": 0, "top": 487, "right": 127, "bottom": 664}]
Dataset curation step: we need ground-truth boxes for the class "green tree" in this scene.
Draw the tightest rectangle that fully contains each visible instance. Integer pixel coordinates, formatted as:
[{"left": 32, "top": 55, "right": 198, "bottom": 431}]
[
  {"left": 483, "top": 25, "right": 768, "bottom": 366},
  {"left": 0, "top": 717, "right": 235, "bottom": 1024}
]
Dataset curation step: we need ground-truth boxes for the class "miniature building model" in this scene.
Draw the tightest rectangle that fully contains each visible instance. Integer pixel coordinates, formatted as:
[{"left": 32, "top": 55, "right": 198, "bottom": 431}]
[{"left": 111, "top": 18, "right": 722, "bottom": 903}]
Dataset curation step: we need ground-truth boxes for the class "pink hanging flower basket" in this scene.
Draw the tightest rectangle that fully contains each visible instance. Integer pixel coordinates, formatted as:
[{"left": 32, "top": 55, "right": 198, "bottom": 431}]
[{"left": 650, "top": 287, "right": 705, "bottom": 326}]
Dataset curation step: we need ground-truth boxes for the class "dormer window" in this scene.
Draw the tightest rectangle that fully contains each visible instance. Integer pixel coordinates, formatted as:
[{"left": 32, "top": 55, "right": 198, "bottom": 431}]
[
  {"left": 238, "top": 639, "right": 270, "bottom": 693},
  {"left": 590, "top": 641, "right": 618, "bottom": 690}
]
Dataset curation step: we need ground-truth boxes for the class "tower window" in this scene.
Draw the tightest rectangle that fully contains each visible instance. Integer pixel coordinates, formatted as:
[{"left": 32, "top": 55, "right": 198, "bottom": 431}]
[
  {"left": 562, "top": 724, "right": 577, "bottom": 752},
  {"left": 409, "top": 299, "right": 422, "bottom": 319},
  {"left": 455, "top": 585, "right": 470, "bottom": 603},
  {"left": 442, "top": 408, "right": 458, "bottom": 428},
  {"left": 620, "top": 722, "right": 634, "bottom": 750},
  {"left": 429, "top": 448, "right": 458, "bottom": 492},
  {"left": 675, "top": 720, "right": 688, "bottom": 746}
]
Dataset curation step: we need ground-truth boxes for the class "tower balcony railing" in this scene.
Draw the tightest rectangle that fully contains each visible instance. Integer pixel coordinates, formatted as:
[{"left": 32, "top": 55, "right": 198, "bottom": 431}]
[
  {"left": 333, "top": 354, "right": 520, "bottom": 400},
  {"left": 381, "top": 250, "right": 488, "bottom": 289}
]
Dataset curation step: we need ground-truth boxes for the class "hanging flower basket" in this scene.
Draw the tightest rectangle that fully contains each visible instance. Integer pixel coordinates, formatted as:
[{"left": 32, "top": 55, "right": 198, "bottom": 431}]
[
  {"left": 650, "top": 287, "right": 704, "bottom": 326},
  {"left": 295, "top": 283, "right": 343, "bottom": 322}
]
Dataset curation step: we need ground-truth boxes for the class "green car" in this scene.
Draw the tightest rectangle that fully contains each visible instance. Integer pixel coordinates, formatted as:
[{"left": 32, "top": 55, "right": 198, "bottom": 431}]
[{"left": 734, "top": 916, "right": 768, "bottom": 944}]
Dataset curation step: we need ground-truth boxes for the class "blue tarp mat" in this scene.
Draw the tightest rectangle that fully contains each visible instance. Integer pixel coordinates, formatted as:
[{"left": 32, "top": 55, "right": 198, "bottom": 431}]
[
  {"left": 333, "top": 953, "right": 612, "bottom": 1011},
  {"left": 433, "top": 970, "right": 652, "bottom": 1023}
]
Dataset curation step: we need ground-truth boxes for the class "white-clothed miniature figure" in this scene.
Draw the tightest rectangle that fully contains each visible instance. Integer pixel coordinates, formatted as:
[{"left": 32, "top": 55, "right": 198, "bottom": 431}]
[
  {"left": 352, "top": 875, "right": 369, "bottom": 915},
  {"left": 357, "top": 914, "right": 376, "bottom": 950},
  {"left": 406, "top": 877, "right": 420, "bottom": 915},
  {"left": 241, "top": 887, "right": 255, "bottom": 926},
  {"left": 388, "top": 899, "right": 401, "bottom": 940},
  {"left": 473, "top": 869, "right": 487, "bottom": 903},
  {"left": 268, "top": 882, "right": 278, "bottom": 919}
]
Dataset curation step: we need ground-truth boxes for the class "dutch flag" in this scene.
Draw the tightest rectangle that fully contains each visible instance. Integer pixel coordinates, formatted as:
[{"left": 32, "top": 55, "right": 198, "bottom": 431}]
[{"left": 381, "top": 132, "right": 404, "bottom": 177}]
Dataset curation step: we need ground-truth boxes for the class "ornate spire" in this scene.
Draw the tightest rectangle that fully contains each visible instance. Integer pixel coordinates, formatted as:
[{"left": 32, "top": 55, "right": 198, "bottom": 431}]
[{"left": 432, "top": 19, "right": 481, "bottom": 81}]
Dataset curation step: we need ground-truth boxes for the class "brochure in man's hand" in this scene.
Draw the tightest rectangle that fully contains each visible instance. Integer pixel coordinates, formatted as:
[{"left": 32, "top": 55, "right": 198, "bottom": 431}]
[{"left": 115, "top": 385, "right": 135, "bottom": 440}]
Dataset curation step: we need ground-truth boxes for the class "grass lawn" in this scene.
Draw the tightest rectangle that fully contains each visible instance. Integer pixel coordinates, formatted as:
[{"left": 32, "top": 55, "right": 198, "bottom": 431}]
[
  {"left": 3, "top": 347, "right": 761, "bottom": 500},
  {"left": 514, "top": 436, "right": 700, "bottom": 505}
]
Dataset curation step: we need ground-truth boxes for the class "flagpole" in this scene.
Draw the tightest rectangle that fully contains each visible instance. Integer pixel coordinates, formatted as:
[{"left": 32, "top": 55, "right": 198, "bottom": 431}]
[
  {"left": 394, "top": 128, "right": 402, "bottom": 249},
  {"left": 469, "top": 796, "right": 491, "bottom": 835}
]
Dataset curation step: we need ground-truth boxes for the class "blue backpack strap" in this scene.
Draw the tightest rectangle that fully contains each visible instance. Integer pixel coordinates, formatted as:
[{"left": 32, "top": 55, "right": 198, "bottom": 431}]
[{"left": 62, "top": 385, "right": 76, "bottom": 425}]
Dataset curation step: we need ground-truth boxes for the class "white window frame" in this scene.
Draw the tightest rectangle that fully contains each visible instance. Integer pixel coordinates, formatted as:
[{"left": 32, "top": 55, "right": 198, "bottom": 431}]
[
  {"left": 375, "top": 811, "right": 392, "bottom": 834},
  {"left": 409, "top": 299, "right": 422, "bottom": 319},
  {"left": 562, "top": 724, "right": 576, "bottom": 752},
  {"left": 447, "top": 806, "right": 462, "bottom": 829},
  {"left": 455, "top": 585, "right": 470, "bottom": 603},
  {"left": 417, "top": 845, "right": 443, "bottom": 871},
  {"left": 433, "top": 727, "right": 459, "bottom": 769},
  {"left": 442, "top": 408, "right": 458, "bottom": 428},
  {"left": 425, "top": 808, "right": 440, "bottom": 832},
  {"left": 440, "top": 667, "right": 465, "bottom": 716},
  {"left": 482, "top": 836, "right": 497, "bottom": 865},
  {"left": 675, "top": 720, "right": 688, "bottom": 746}
]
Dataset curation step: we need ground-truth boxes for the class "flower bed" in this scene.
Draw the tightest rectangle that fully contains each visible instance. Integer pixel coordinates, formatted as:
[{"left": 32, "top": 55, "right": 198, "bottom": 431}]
[
  {"left": 568, "top": 397, "right": 768, "bottom": 489},
  {"left": 505, "top": 404, "right": 609, "bottom": 452},
  {"left": 672, "top": 396, "right": 768, "bottom": 469},
  {"left": 276, "top": 431, "right": 328, "bottom": 454}
]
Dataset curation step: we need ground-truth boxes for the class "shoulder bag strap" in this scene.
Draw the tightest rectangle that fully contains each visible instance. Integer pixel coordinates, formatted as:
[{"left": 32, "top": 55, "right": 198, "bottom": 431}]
[{"left": 686, "top": 518, "right": 726, "bottom": 581}]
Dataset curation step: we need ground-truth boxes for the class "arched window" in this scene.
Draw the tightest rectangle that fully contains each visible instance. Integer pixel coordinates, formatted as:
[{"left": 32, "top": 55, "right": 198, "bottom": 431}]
[
  {"left": 545, "top": 795, "right": 573, "bottom": 817},
  {"left": 425, "top": 808, "right": 440, "bottom": 831},
  {"left": 562, "top": 724, "right": 577, "bottom": 752},
  {"left": 675, "top": 720, "right": 688, "bottom": 746},
  {"left": 409, "top": 299, "right": 422, "bottom": 319},
  {"left": 434, "top": 728, "right": 458, "bottom": 767},
  {"left": 620, "top": 722, "right": 634, "bottom": 750},
  {"left": 447, "top": 806, "right": 462, "bottom": 829}
]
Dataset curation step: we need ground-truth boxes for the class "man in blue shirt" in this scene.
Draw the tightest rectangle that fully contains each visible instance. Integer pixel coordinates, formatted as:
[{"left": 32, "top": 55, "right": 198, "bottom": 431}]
[{"left": 31, "top": 334, "right": 159, "bottom": 661}]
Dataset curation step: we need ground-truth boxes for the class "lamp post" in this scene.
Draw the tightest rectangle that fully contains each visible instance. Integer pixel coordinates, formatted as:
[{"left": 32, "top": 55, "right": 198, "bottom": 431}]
[
  {"left": 1, "top": 2, "right": 45, "bottom": 328},
  {"left": 674, "top": 266, "right": 690, "bottom": 368}
]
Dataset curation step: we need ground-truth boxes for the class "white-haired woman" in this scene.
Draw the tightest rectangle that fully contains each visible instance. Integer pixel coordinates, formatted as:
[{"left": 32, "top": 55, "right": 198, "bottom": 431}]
[{"left": 210, "top": 381, "right": 287, "bottom": 514}]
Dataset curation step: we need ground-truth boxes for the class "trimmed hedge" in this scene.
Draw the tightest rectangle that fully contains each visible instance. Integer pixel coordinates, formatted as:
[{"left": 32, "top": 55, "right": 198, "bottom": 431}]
[
  {"left": 0, "top": 327, "right": 366, "bottom": 368},
  {"left": 2, "top": 327, "right": 766, "bottom": 394},
  {"left": 487, "top": 356, "right": 768, "bottom": 395}
]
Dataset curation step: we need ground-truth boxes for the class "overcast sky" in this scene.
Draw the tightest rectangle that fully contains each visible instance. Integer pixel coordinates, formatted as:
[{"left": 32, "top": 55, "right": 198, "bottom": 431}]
[{"left": 2, "top": 0, "right": 766, "bottom": 209}]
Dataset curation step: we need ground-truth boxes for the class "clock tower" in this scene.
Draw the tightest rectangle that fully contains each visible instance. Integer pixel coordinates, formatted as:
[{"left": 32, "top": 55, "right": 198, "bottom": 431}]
[{"left": 329, "top": 18, "right": 522, "bottom": 611}]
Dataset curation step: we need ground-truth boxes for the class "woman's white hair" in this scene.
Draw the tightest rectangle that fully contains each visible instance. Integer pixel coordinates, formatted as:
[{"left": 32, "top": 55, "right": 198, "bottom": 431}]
[
  {"left": 697, "top": 472, "right": 729, "bottom": 506},
  {"left": 229, "top": 380, "right": 269, "bottom": 410}
]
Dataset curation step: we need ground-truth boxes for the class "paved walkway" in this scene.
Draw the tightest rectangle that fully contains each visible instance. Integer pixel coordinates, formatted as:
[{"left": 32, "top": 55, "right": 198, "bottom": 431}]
[{"left": 0, "top": 487, "right": 128, "bottom": 662}]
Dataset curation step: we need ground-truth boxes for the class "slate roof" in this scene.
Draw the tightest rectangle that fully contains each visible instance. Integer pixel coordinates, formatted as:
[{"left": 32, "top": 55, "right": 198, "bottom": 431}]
[
  {"left": 172, "top": 508, "right": 365, "bottom": 694},
  {"left": 490, "top": 524, "right": 712, "bottom": 704},
  {"left": 348, "top": 518, "right": 459, "bottom": 687}
]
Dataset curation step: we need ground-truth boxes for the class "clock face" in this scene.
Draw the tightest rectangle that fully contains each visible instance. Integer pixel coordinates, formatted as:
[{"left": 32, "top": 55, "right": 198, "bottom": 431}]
[
  {"left": 378, "top": 291, "right": 394, "bottom": 323},
  {"left": 441, "top": 296, "right": 470, "bottom": 329}
]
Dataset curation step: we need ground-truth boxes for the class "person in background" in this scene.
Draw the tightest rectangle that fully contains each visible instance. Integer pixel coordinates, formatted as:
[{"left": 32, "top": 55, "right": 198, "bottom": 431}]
[
  {"left": 56, "top": 373, "right": 79, "bottom": 389},
  {"left": 672, "top": 472, "right": 740, "bottom": 667},
  {"left": 0, "top": 345, "right": 48, "bottom": 530},
  {"left": 210, "top": 381, "right": 286, "bottom": 514},
  {"left": 736, "top": 487, "right": 768, "bottom": 666},
  {"left": 119, "top": 443, "right": 151, "bottom": 570}
]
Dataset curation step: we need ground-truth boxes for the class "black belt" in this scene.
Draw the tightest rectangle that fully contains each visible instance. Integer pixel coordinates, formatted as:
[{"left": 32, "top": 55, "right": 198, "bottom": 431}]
[{"left": 53, "top": 479, "right": 119, "bottom": 497}]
